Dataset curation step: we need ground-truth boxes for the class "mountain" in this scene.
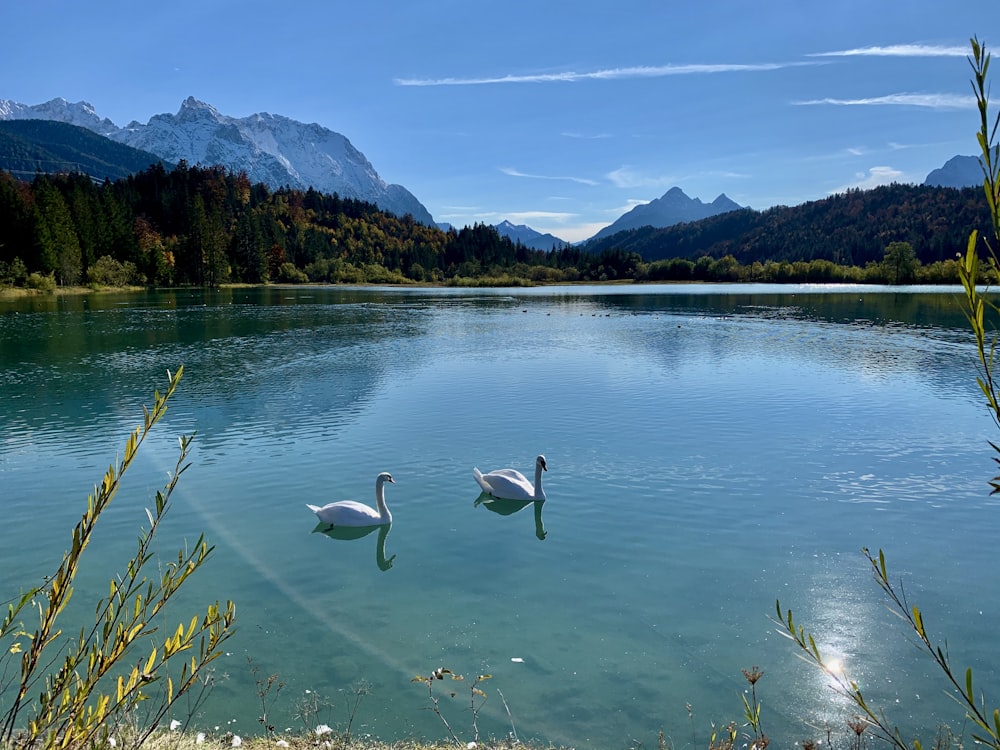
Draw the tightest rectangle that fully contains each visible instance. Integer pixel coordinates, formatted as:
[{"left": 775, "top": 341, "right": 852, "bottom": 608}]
[
  {"left": 0, "top": 96, "right": 435, "bottom": 225},
  {"left": 586, "top": 187, "right": 744, "bottom": 244},
  {"left": 0, "top": 98, "right": 118, "bottom": 134},
  {"left": 924, "top": 154, "right": 983, "bottom": 188},
  {"left": 493, "top": 220, "right": 569, "bottom": 250},
  {"left": 582, "top": 182, "right": 986, "bottom": 268},
  {"left": 0, "top": 119, "right": 169, "bottom": 182}
]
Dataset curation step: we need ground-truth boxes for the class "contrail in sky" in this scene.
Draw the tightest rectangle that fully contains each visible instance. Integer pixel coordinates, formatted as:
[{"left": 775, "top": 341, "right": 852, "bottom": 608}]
[{"left": 395, "top": 61, "right": 815, "bottom": 86}]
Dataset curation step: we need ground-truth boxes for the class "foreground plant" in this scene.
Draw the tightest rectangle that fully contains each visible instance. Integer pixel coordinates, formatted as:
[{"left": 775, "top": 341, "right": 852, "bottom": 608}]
[
  {"left": 774, "top": 36, "right": 1000, "bottom": 750},
  {"left": 412, "top": 667, "right": 496, "bottom": 747},
  {"left": 959, "top": 35, "right": 1000, "bottom": 492},
  {"left": 0, "top": 367, "right": 237, "bottom": 750},
  {"left": 776, "top": 549, "right": 1000, "bottom": 749}
]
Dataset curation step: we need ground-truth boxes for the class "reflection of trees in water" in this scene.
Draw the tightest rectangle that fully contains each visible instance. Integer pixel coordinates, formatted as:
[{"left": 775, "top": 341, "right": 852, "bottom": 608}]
[
  {"left": 595, "top": 288, "right": 975, "bottom": 331},
  {"left": 583, "top": 288, "right": 979, "bottom": 400},
  {"left": 0, "top": 287, "right": 433, "bottom": 444},
  {"left": 0, "top": 285, "right": 984, "bottom": 443}
]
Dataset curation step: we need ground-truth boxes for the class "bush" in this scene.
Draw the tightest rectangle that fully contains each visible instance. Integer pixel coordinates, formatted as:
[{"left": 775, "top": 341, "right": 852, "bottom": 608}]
[
  {"left": 0, "top": 368, "right": 236, "bottom": 750},
  {"left": 26, "top": 271, "right": 56, "bottom": 292},
  {"left": 277, "top": 262, "right": 309, "bottom": 283},
  {"left": 87, "top": 254, "right": 146, "bottom": 287}
]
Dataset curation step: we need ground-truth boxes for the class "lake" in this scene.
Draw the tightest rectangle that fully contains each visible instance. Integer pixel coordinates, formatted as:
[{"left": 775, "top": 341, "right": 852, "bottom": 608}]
[{"left": 1, "top": 283, "right": 997, "bottom": 749}]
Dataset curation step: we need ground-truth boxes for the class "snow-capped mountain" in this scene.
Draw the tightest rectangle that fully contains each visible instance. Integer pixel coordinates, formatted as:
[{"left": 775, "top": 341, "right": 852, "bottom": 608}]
[
  {"left": 494, "top": 220, "right": 569, "bottom": 250},
  {"left": 0, "top": 98, "right": 119, "bottom": 134},
  {"left": 0, "top": 96, "right": 434, "bottom": 225},
  {"left": 586, "top": 187, "right": 744, "bottom": 243}
]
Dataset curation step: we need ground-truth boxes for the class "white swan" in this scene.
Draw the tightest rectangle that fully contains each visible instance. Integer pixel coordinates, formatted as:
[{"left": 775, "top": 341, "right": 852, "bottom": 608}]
[
  {"left": 307, "top": 472, "right": 394, "bottom": 527},
  {"left": 473, "top": 455, "right": 546, "bottom": 501}
]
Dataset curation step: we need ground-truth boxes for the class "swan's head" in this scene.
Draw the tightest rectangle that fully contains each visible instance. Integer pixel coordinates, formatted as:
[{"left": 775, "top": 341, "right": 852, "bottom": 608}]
[
  {"left": 377, "top": 472, "right": 395, "bottom": 485},
  {"left": 536, "top": 455, "right": 547, "bottom": 471}
]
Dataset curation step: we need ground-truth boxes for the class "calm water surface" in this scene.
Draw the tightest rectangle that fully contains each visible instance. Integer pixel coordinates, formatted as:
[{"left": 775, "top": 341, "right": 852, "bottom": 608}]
[{"left": 1, "top": 284, "right": 997, "bottom": 748}]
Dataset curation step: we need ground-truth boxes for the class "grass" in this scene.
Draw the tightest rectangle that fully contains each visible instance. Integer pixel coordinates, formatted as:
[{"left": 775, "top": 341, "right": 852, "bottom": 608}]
[{"left": 129, "top": 733, "right": 559, "bottom": 750}]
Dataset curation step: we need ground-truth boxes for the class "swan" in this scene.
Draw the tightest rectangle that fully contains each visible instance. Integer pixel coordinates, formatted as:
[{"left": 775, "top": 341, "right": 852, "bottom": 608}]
[
  {"left": 473, "top": 455, "right": 546, "bottom": 501},
  {"left": 307, "top": 472, "right": 394, "bottom": 528}
]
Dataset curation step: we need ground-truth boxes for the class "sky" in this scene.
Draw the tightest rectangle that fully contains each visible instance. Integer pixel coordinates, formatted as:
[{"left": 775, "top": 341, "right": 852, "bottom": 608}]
[{"left": 4, "top": 1, "right": 999, "bottom": 243}]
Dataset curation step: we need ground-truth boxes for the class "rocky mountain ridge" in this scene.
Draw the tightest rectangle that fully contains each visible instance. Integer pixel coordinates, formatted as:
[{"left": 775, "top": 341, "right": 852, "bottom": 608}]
[{"left": 0, "top": 96, "right": 434, "bottom": 225}]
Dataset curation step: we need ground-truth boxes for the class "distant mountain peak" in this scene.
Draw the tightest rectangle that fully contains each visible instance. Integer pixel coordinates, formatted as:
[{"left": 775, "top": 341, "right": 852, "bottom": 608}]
[
  {"left": 493, "top": 219, "right": 569, "bottom": 250},
  {"left": 586, "top": 186, "right": 744, "bottom": 243},
  {"left": 0, "top": 96, "right": 120, "bottom": 135},
  {"left": 924, "top": 154, "right": 983, "bottom": 189},
  {"left": 176, "top": 96, "right": 221, "bottom": 121}
]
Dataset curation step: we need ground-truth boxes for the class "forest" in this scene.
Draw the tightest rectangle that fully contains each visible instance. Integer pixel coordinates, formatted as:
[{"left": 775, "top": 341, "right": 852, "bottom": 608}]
[{"left": 0, "top": 162, "right": 994, "bottom": 290}]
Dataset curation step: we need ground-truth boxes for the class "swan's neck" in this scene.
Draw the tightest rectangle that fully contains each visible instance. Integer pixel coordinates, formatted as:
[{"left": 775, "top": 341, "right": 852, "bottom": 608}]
[
  {"left": 533, "top": 463, "right": 545, "bottom": 498},
  {"left": 534, "top": 500, "right": 546, "bottom": 540},
  {"left": 377, "top": 524, "right": 390, "bottom": 557},
  {"left": 375, "top": 481, "right": 391, "bottom": 520}
]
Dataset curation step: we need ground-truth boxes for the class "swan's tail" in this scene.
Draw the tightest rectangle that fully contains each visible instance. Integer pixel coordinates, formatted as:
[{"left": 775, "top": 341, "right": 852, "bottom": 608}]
[
  {"left": 472, "top": 467, "right": 492, "bottom": 494},
  {"left": 306, "top": 504, "right": 321, "bottom": 513}
]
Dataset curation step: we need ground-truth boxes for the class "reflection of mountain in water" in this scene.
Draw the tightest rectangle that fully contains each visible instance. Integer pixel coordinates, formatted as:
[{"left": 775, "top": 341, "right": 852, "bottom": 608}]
[
  {"left": 474, "top": 493, "right": 547, "bottom": 540},
  {"left": 313, "top": 522, "right": 396, "bottom": 571}
]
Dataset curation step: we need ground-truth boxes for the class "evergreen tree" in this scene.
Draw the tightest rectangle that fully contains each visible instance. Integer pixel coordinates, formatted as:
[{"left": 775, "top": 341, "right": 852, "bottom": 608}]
[
  {"left": 31, "top": 177, "right": 82, "bottom": 284},
  {"left": 0, "top": 172, "right": 33, "bottom": 267}
]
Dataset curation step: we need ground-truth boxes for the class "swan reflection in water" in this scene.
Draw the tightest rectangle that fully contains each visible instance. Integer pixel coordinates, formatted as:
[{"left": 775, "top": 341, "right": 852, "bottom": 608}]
[
  {"left": 474, "top": 494, "right": 547, "bottom": 540},
  {"left": 311, "top": 522, "right": 396, "bottom": 571}
]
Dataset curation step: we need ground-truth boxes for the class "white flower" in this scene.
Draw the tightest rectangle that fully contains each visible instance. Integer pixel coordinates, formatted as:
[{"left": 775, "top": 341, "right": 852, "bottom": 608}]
[
  {"left": 169, "top": 719, "right": 182, "bottom": 732},
  {"left": 231, "top": 735, "right": 242, "bottom": 747},
  {"left": 196, "top": 733, "right": 206, "bottom": 744},
  {"left": 108, "top": 739, "right": 117, "bottom": 747},
  {"left": 315, "top": 724, "right": 333, "bottom": 736}
]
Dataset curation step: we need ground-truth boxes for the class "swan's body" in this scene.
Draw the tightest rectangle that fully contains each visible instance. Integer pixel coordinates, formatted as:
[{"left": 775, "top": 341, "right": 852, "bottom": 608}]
[
  {"left": 307, "top": 472, "right": 394, "bottom": 528},
  {"left": 473, "top": 455, "right": 546, "bottom": 501}
]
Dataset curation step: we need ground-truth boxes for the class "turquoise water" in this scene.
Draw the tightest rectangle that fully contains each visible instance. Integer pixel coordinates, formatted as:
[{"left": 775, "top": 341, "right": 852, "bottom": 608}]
[{"left": 1, "top": 284, "right": 997, "bottom": 748}]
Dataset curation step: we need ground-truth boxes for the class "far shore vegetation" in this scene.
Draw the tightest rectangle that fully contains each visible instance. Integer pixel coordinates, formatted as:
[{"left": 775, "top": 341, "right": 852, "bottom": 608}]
[
  {"left": 2, "top": 239, "right": 996, "bottom": 297},
  {"left": 0, "top": 142, "right": 997, "bottom": 293},
  {"left": 2, "top": 35, "right": 999, "bottom": 750}
]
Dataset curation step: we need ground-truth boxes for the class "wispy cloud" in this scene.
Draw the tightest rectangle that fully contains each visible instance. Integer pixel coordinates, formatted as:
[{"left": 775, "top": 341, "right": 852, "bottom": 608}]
[
  {"left": 440, "top": 205, "right": 483, "bottom": 213},
  {"left": 506, "top": 211, "right": 577, "bottom": 224},
  {"left": 606, "top": 167, "right": 676, "bottom": 190},
  {"left": 501, "top": 167, "right": 599, "bottom": 186},
  {"left": 809, "top": 43, "right": 969, "bottom": 58},
  {"left": 561, "top": 131, "right": 612, "bottom": 139},
  {"left": 395, "top": 61, "right": 813, "bottom": 87},
  {"left": 794, "top": 92, "right": 974, "bottom": 109},
  {"left": 832, "top": 166, "right": 907, "bottom": 194}
]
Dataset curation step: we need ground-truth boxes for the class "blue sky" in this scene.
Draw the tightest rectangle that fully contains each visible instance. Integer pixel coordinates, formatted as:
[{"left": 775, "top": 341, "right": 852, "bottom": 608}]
[{"left": 4, "top": 1, "right": 998, "bottom": 242}]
